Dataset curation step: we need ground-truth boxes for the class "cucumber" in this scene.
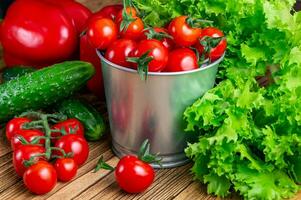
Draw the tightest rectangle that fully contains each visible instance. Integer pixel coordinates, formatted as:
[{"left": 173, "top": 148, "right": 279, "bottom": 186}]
[
  {"left": 56, "top": 99, "right": 105, "bottom": 141},
  {"left": 0, "top": 61, "right": 94, "bottom": 122},
  {"left": 2, "top": 66, "right": 36, "bottom": 82}
]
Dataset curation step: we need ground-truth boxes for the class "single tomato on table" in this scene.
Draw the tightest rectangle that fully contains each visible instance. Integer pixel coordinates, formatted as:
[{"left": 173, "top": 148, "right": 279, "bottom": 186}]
[
  {"left": 87, "top": 17, "right": 118, "bottom": 50},
  {"left": 92, "top": 4, "right": 123, "bottom": 21},
  {"left": 13, "top": 145, "right": 46, "bottom": 177},
  {"left": 115, "top": 155, "right": 155, "bottom": 193},
  {"left": 164, "top": 48, "right": 198, "bottom": 72},
  {"left": 168, "top": 16, "right": 201, "bottom": 47},
  {"left": 23, "top": 161, "right": 57, "bottom": 195},
  {"left": 54, "top": 134, "right": 89, "bottom": 166},
  {"left": 51, "top": 118, "right": 84, "bottom": 144},
  {"left": 195, "top": 27, "right": 227, "bottom": 61},
  {"left": 11, "top": 129, "right": 45, "bottom": 151},
  {"left": 6, "top": 117, "right": 31, "bottom": 140},
  {"left": 105, "top": 39, "right": 137, "bottom": 67},
  {"left": 54, "top": 158, "right": 78, "bottom": 182}
]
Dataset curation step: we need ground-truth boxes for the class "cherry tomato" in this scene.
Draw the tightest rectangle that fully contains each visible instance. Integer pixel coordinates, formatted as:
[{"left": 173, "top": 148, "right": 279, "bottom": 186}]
[
  {"left": 132, "top": 39, "right": 168, "bottom": 72},
  {"left": 141, "top": 27, "right": 174, "bottom": 51},
  {"left": 87, "top": 18, "right": 118, "bottom": 50},
  {"left": 23, "top": 161, "right": 57, "bottom": 195},
  {"left": 80, "top": 34, "right": 104, "bottom": 98},
  {"left": 6, "top": 117, "right": 31, "bottom": 141},
  {"left": 116, "top": 7, "right": 143, "bottom": 40},
  {"left": 51, "top": 119, "right": 84, "bottom": 144},
  {"left": 115, "top": 155, "right": 155, "bottom": 193},
  {"left": 11, "top": 130, "right": 45, "bottom": 151},
  {"left": 168, "top": 16, "right": 201, "bottom": 47},
  {"left": 54, "top": 158, "right": 78, "bottom": 182},
  {"left": 116, "top": 7, "right": 137, "bottom": 24},
  {"left": 92, "top": 4, "right": 123, "bottom": 21},
  {"left": 164, "top": 48, "right": 198, "bottom": 72},
  {"left": 13, "top": 145, "right": 46, "bottom": 177},
  {"left": 54, "top": 135, "right": 89, "bottom": 166},
  {"left": 105, "top": 39, "right": 137, "bottom": 67},
  {"left": 195, "top": 27, "right": 227, "bottom": 61}
]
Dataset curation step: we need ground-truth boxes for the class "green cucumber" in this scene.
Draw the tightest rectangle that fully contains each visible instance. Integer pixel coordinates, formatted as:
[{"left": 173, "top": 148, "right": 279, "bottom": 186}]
[
  {"left": 2, "top": 66, "right": 36, "bottom": 82},
  {"left": 56, "top": 99, "right": 105, "bottom": 141},
  {"left": 0, "top": 61, "right": 94, "bottom": 122}
]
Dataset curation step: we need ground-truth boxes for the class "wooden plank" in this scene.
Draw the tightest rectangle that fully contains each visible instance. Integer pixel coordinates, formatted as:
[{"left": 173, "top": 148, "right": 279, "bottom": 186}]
[
  {"left": 76, "top": 0, "right": 122, "bottom": 12},
  {"left": 46, "top": 156, "right": 118, "bottom": 200}
]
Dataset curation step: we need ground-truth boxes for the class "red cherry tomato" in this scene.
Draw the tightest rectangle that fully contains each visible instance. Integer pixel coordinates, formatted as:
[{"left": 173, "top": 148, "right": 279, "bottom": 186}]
[
  {"left": 195, "top": 27, "right": 227, "bottom": 61},
  {"left": 1, "top": 0, "right": 77, "bottom": 64},
  {"left": 92, "top": 4, "right": 123, "bottom": 21},
  {"left": 105, "top": 39, "right": 137, "bottom": 67},
  {"left": 11, "top": 130, "right": 45, "bottom": 151},
  {"left": 6, "top": 117, "right": 31, "bottom": 141},
  {"left": 132, "top": 39, "right": 168, "bottom": 72},
  {"left": 51, "top": 119, "right": 84, "bottom": 144},
  {"left": 44, "top": 0, "right": 92, "bottom": 34},
  {"left": 168, "top": 16, "right": 201, "bottom": 47},
  {"left": 116, "top": 7, "right": 137, "bottom": 24},
  {"left": 54, "top": 135, "right": 89, "bottom": 166},
  {"left": 115, "top": 155, "right": 155, "bottom": 193},
  {"left": 165, "top": 48, "right": 198, "bottom": 72},
  {"left": 87, "top": 17, "right": 118, "bottom": 50},
  {"left": 116, "top": 7, "right": 143, "bottom": 40},
  {"left": 23, "top": 161, "right": 57, "bottom": 195},
  {"left": 141, "top": 28, "right": 174, "bottom": 51},
  {"left": 54, "top": 158, "right": 78, "bottom": 182},
  {"left": 13, "top": 145, "right": 46, "bottom": 177},
  {"left": 80, "top": 34, "right": 104, "bottom": 98}
]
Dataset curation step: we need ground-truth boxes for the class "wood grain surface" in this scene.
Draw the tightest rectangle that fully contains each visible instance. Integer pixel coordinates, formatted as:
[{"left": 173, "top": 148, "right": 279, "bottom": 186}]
[{"left": 0, "top": 0, "right": 300, "bottom": 199}]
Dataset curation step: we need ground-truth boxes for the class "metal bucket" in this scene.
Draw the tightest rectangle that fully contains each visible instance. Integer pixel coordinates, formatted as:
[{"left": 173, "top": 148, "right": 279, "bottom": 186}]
[{"left": 97, "top": 51, "right": 223, "bottom": 168}]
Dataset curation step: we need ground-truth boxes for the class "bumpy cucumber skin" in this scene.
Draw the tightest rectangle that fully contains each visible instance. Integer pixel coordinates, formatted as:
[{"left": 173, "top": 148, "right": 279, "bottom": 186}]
[
  {"left": 0, "top": 61, "right": 95, "bottom": 122},
  {"left": 57, "top": 99, "right": 105, "bottom": 141},
  {"left": 2, "top": 67, "right": 36, "bottom": 82}
]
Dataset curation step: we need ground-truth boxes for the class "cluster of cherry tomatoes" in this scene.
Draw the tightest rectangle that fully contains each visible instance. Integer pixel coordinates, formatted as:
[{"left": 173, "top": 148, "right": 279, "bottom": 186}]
[
  {"left": 86, "top": 5, "right": 227, "bottom": 76},
  {"left": 6, "top": 114, "right": 89, "bottom": 195}
]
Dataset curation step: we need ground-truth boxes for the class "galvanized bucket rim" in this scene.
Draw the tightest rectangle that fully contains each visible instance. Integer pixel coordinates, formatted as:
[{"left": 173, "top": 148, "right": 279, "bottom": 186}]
[{"left": 97, "top": 50, "right": 224, "bottom": 76}]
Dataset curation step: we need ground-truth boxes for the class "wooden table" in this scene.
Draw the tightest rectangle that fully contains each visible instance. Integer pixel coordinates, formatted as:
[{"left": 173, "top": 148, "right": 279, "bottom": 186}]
[{"left": 0, "top": 1, "right": 300, "bottom": 199}]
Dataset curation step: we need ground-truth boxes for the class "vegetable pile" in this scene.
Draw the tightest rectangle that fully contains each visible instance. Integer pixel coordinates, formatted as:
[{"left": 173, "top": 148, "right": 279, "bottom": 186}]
[
  {"left": 133, "top": 0, "right": 301, "bottom": 199},
  {"left": 84, "top": 1, "right": 227, "bottom": 80},
  {"left": 6, "top": 112, "right": 90, "bottom": 194}
]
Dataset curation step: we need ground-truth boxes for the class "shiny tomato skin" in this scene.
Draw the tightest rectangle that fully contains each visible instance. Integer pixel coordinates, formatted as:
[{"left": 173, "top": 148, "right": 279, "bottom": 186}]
[
  {"left": 11, "top": 130, "right": 45, "bottom": 151},
  {"left": 54, "top": 158, "right": 78, "bottom": 182},
  {"left": 23, "top": 161, "right": 57, "bottom": 195},
  {"left": 115, "top": 155, "right": 155, "bottom": 193},
  {"left": 54, "top": 135, "right": 89, "bottom": 166},
  {"left": 168, "top": 16, "right": 201, "bottom": 47},
  {"left": 80, "top": 34, "right": 104, "bottom": 99},
  {"left": 195, "top": 27, "right": 227, "bottom": 61},
  {"left": 105, "top": 39, "right": 137, "bottom": 67},
  {"left": 6, "top": 117, "right": 31, "bottom": 141},
  {"left": 165, "top": 48, "right": 198, "bottom": 72},
  {"left": 93, "top": 4, "right": 123, "bottom": 21},
  {"left": 1, "top": 0, "right": 77, "bottom": 64},
  {"left": 44, "top": 0, "right": 92, "bottom": 34},
  {"left": 116, "top": 7, "right": 137, "bottom": 24},
  {"left": 13, "top": 145, "right": 46, "bottom": 177},
  {"left": 51, "top": 119, "right": 84, "bottom": 144},
  {"left": 119, "top": 17, "right": 144, "bottom": 41},
  {"left": 87, "top": 17, "right": 118, "bottom": 50},
  {"left": 133, "top": 39, "right": 168, "bottom": 72},
  {"left": 141, "top": 27, "right": 174, "bottom": 51}
]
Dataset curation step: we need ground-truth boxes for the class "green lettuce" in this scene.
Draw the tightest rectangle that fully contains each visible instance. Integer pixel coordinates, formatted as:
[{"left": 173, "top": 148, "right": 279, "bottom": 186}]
[{"left": 134, "top": 0, "right": 301, "bottom": 199}]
